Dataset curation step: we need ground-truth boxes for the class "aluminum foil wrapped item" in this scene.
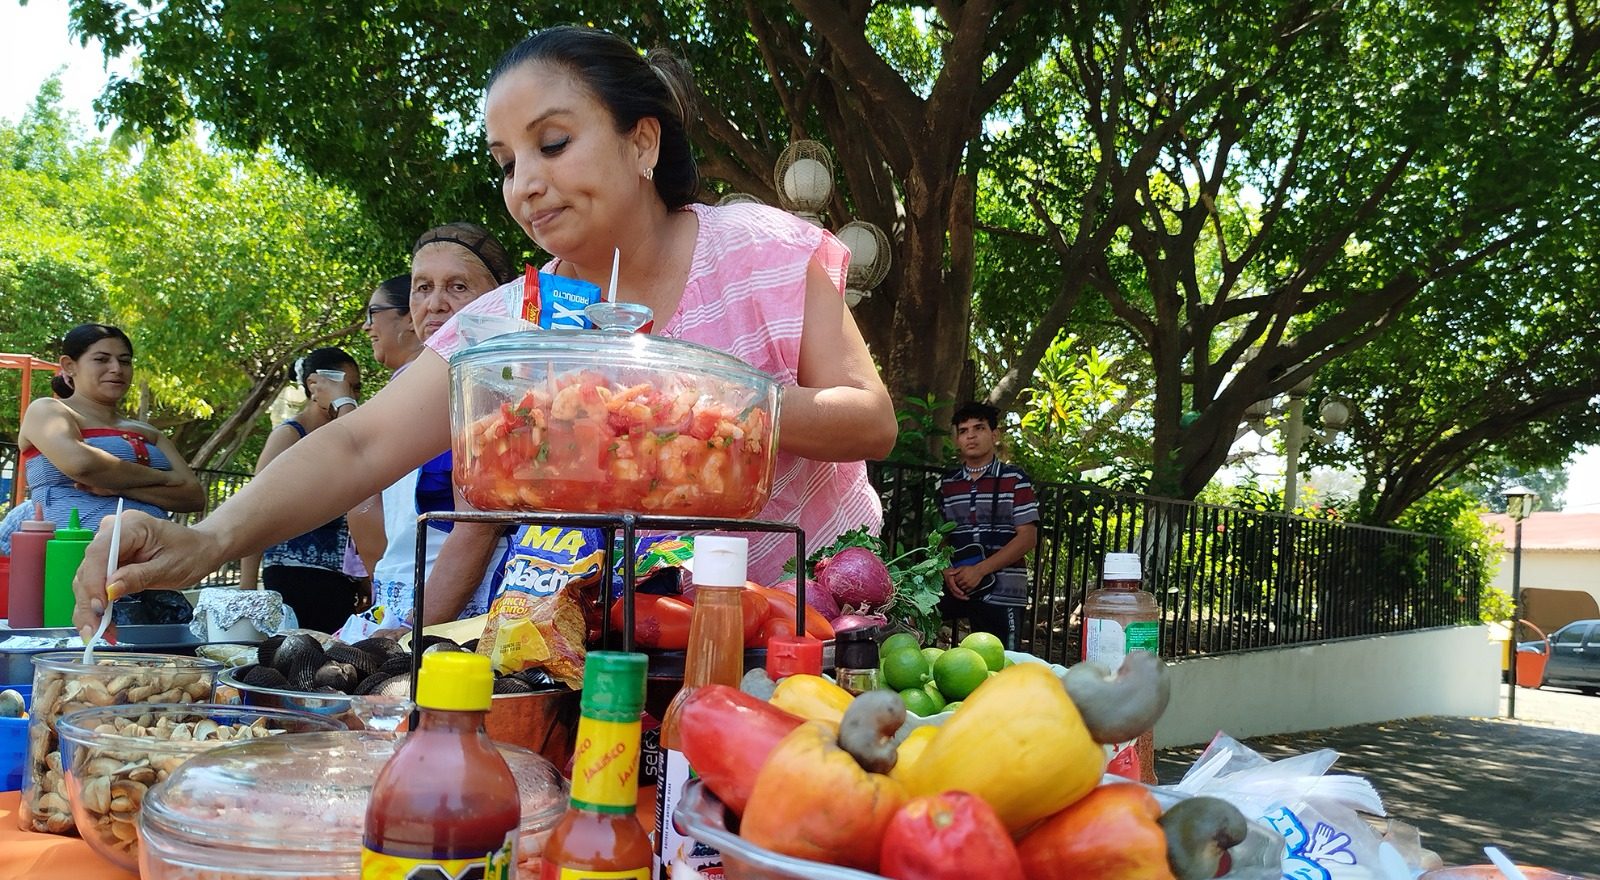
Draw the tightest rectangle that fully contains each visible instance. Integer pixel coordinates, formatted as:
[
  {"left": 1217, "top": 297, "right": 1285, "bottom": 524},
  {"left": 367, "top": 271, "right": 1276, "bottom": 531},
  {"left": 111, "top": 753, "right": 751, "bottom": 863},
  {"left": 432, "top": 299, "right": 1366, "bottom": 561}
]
[{"left": 189, "top": 588, "right": 285, "bottom": 641}]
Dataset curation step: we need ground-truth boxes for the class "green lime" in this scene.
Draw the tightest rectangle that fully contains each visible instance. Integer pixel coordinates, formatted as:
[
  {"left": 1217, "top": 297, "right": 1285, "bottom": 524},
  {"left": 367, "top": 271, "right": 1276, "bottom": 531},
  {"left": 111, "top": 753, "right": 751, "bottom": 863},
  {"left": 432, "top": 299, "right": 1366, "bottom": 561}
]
[
  {"left": 882, "top": 632, "right": 922, "bottom": 657},
  {"left": 899, "top": 687, "right": 939, "bottom": 717},
  {"left": 920, "top": 647, "right": 945, "bottom": 668},
  {"left": 932, "top": 647, "right": 990, "bottom": 701},
  {"left": 944, "top": 701, "right": 963, "bottom": 713},
  {"left": 881, "top": 648, "right": 931, "bottom": 691},
  {"left": 959, "top": 632, "right": 1008, "bottom": 672},
  {"left": 1002, "top": 656, "right": 1015, "bottom": 668},
  {"left": 922, "top": 682, "right": 947, "bottom": 714}
]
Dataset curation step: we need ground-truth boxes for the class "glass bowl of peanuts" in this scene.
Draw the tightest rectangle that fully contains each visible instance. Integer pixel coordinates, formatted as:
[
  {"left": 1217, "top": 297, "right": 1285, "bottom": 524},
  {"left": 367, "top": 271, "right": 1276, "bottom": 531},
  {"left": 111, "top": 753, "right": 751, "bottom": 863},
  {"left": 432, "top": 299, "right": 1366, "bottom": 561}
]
[{"left": 55, "top": 703, "right": 345, "bottom": 871}]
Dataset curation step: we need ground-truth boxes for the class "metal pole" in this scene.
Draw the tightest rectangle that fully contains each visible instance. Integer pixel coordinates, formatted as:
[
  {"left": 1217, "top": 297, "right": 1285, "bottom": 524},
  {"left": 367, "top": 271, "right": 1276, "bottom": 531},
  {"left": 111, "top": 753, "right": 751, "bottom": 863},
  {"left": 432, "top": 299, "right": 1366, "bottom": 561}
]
[
  {"left": 1281, "top": 390, "right": 1307, "bottom": 514},
  {"left": 1508, "top": 517, "right": 1523, "bottom": 719}
]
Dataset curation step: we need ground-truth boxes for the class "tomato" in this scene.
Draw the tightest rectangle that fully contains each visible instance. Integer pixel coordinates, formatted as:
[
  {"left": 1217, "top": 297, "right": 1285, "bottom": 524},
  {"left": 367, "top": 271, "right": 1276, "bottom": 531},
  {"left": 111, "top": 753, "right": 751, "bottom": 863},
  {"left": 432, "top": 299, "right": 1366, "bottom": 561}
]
[
  {"left": 880, "top": 791, "right": 1024, "bottom": 880},
  {"left": 755, "top": 614, "right": 796, "bottom": 648},
  {"left": 739, "top": 587, "right": 767, "bottom": 645},
  {"left": 746, "top": 584, "right": 835, "bottom": 640},
  {"left": 607, "top": 592, "right": 694, "bottom": 650}
]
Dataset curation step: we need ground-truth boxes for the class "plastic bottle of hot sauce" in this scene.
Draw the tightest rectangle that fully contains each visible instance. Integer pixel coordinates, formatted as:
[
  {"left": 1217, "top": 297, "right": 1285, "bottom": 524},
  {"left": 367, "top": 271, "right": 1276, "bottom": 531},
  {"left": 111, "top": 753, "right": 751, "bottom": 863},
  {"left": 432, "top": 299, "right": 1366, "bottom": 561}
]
[
  {"left": 8, "top": 503, "right": 53, "bottom": 628},
  {"left": 1081, "top": 551, "right": 1161, "bottom": 784},
  {"left": 362, "top": 651, "right": 519, "bottom": 879},
  {"left": 542, "top": 651, "right": 653, "bottom": 879},
  {"left": 653, "top": 535, "right": 748, "bottom": 880}
]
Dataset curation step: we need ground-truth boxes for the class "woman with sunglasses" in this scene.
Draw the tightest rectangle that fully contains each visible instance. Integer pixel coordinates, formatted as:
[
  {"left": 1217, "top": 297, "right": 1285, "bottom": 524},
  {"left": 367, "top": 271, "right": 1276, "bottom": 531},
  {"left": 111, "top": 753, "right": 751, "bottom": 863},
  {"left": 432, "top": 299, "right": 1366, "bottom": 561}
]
[{"left": 236, "top": 346, "right": 367, "bottom": 633}]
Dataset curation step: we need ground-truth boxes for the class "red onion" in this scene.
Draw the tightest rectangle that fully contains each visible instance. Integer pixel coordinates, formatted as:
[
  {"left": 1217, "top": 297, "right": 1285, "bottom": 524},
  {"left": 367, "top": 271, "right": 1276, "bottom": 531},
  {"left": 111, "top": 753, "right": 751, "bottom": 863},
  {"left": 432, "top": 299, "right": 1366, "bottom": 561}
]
[{"left": 815, "top": 547, "right": 894, "bottom": 611}]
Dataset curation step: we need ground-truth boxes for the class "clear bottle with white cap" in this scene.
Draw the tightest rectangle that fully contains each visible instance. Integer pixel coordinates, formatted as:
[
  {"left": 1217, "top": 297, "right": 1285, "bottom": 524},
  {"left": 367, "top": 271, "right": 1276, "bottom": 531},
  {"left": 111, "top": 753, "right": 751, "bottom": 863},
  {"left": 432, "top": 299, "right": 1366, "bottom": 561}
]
[
  {"left": 653, "top": 535, "right": 748, "bottom": 879},
  {"left": 1081, "top": 551, "right": 1161, "bottom": 783}
]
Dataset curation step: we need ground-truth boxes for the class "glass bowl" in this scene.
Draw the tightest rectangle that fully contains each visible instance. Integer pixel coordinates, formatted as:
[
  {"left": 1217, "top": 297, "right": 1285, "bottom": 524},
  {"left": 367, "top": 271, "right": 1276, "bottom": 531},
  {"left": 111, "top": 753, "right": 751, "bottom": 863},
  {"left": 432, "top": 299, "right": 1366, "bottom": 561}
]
[
  {"left": 19, "top": 652, "right": 220, "bottom": 835},
  {"left": 138, "top": 729, "right": 568, "bottom": 880},
  {"left": 56, "top": 703, "right": 345, "bottom": 871},
  {"left": 450, "top": 330, "right": 780, "bottom": 517}
]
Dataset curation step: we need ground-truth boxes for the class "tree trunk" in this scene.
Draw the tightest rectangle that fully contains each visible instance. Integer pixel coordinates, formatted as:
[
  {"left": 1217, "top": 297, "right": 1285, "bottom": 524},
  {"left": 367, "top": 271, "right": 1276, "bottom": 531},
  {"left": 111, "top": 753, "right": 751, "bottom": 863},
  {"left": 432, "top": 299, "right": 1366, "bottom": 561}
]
[{"left": 189, "top": 373, "right": 286, "bottom": 470}]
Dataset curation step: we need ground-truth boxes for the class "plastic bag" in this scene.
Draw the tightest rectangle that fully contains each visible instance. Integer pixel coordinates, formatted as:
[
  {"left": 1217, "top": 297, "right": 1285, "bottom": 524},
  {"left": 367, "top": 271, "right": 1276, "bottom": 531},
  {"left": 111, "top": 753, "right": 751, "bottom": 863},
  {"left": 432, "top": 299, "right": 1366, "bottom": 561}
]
[{"left": 1157, "top": 732, "right": 1426, "bottom": 880}]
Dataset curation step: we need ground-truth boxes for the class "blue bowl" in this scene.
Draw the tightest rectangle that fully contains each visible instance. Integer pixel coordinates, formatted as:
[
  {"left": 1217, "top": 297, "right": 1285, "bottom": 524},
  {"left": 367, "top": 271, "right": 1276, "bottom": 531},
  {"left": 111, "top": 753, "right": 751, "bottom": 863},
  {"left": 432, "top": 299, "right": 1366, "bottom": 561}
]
[{"left": 1, "top": 684, "right": 33, "bottom": 792}]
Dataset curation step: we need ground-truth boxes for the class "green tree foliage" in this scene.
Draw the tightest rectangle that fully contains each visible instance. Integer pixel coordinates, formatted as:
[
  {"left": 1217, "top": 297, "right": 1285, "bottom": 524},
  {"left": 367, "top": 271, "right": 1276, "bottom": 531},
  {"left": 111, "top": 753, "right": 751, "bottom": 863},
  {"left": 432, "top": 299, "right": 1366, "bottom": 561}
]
[
  {"left": 66, "top": 0, "right": 1058, "bottom": 408},
  {"left": 0, "top": 83, "right": 393, "bottom": 467},
  {"left": 981, "top": 0, "right": 1600, "bottom": 499}
]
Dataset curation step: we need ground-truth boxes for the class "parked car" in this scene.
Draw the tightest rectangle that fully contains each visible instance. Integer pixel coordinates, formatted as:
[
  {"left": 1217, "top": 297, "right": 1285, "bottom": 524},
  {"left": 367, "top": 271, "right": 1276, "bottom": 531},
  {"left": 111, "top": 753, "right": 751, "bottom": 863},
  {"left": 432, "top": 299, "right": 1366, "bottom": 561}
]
[{"left": 1518, "top": 618, "right": 1600, "bottom": 694}]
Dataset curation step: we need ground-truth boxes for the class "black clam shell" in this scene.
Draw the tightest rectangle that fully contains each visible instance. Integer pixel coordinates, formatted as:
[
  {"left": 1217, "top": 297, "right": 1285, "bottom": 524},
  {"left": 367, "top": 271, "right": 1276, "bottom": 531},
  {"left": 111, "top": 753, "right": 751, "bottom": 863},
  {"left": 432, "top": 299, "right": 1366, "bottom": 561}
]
[
  {"left": 353, "top": 673, "right": 394, "bottom": 696},
  {"left": 378, "top": 655, "right": 416, "bottom": 676},
  {"left": 240, "top": 664, "right": 292, "bottom": 689},
  {"left": 460, "top": 639, "right": 480, "bottom": 653},
  {"left": 351, "top": 637, "right": 406, "bottom": 661},
  {"left": 417, "top": 635, "right": 460, "bottom": 653},
  {"left": 313, "top": 660, "right": 361, "bottom": 693},
  {"left": 256, "top": 634, "right": 288, "bottom": 668},
  {"left": 325, "top": 643, "right": 379, "bottom": 677},
  {"left": 375, "top": 674, "right": 412, "bottom": 698},
  {"left": 271, "top": 633, "right": 326, "bottom": 676},
  {"left": 492, "top": 676, "right": 535, "bottom": 695},
  {"left": 285, "top": 654, "right": 323, "bottom": 691},
  {"left": 515, "top": 667, "right": 558, "bottom": 689}
]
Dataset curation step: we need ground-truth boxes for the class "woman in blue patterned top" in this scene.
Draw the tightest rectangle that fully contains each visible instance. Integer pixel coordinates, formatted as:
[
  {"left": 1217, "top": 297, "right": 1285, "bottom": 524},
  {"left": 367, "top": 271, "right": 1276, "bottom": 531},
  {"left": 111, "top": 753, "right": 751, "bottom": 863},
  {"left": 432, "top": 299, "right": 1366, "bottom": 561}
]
[
  {"left": 237, "top": 346, "right": 367, "bottom": 633},
  {"left": 1, "top": 324, "right": 205, "bottom": 553}
]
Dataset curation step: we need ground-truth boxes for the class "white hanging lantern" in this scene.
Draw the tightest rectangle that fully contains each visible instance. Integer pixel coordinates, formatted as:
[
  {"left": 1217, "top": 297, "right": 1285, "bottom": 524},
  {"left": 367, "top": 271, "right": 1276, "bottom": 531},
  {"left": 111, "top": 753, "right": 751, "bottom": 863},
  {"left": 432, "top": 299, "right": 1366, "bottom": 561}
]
[
  {"left": 774, "top": 140, "right": 834, "bottom": 218},
  {"left": 716, "top": 192, "right": 763, "bottom": 207},
  {"left": 1318, "top": 398, "right": 1352, "bottom": 431},
  {"left": 835, "top": 220, "right": 891, "bottom": 292}
]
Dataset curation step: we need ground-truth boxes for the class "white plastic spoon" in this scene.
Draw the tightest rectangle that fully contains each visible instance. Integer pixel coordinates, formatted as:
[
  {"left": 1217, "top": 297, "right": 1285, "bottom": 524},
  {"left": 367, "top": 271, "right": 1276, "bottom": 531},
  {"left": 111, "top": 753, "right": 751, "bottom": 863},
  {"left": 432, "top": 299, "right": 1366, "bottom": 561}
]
[
  {"left": 81, "top": 498, "right": 124, "bottom": 663},
  {"left": 1485, "top": 846, "right": 1529, "bottom": 880}
]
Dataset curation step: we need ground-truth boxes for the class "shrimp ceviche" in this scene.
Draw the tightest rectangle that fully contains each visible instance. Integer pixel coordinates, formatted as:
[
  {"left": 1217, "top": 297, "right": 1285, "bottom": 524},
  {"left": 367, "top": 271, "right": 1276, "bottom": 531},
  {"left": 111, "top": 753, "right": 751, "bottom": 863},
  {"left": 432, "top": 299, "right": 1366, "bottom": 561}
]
[{"left": 455, "top": 368, "right": 776, "bottom": 516}]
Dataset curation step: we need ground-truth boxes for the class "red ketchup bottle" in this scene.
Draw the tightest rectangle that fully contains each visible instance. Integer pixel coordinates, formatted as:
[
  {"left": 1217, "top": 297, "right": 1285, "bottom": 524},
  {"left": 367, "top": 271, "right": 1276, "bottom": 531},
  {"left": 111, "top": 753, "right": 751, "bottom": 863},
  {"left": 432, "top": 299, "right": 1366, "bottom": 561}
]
[{"left": 8, "top": 503, "right": 53, "bottom": 629}]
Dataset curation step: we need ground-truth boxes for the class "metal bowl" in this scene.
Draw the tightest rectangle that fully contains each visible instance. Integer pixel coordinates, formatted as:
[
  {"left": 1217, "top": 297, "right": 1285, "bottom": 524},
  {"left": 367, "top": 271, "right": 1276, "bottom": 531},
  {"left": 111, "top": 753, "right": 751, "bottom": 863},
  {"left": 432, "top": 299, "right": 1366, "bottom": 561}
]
[{"left": 215, "top": 666, "right": 409, "bottom": 731}]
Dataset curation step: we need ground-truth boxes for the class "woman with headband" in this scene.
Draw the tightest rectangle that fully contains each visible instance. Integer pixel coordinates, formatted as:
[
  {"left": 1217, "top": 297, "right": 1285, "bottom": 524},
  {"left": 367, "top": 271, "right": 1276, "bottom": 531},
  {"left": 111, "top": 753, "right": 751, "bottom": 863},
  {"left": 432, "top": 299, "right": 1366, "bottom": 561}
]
[
  {"left": 72, "top": 27, "right": 896, "bottom": 636},
  {"left": 315, "top": 224, "right": 520, "bottom": 634}
]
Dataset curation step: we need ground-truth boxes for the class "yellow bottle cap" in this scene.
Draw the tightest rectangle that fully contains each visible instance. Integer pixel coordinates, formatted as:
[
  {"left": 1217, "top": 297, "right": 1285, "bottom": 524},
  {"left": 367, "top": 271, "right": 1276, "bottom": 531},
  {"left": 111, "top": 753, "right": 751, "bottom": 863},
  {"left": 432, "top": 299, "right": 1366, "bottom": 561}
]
[{"left": 415, "top": 651, "right": 494, "bottom": 712}]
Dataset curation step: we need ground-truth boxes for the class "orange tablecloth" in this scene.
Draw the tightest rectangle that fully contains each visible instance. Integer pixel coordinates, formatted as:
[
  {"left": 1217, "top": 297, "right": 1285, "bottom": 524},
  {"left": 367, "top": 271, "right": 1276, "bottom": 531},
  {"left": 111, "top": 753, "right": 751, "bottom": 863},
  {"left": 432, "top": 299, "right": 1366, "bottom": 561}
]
[{"left": 0, "top": 790, "right": 137, "bottom": 880}]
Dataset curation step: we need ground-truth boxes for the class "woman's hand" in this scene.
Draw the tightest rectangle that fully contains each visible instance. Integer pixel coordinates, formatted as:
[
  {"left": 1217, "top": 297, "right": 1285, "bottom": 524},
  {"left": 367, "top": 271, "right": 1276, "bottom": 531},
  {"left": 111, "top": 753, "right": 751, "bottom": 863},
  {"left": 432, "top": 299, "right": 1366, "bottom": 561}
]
[
  {"left": 309, "top": 373, "right": 358, "bottom": 417},
  {"left": 72, "top": 509, "right": 226, "bottom": 643}
]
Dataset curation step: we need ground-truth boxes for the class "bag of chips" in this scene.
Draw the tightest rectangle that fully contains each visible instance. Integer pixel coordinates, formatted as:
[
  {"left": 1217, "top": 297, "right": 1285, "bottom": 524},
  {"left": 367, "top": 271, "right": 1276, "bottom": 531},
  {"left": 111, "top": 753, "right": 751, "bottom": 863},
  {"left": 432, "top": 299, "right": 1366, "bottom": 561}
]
[{"left": 479, "top": 525, "right": 605, "bottom": 685}]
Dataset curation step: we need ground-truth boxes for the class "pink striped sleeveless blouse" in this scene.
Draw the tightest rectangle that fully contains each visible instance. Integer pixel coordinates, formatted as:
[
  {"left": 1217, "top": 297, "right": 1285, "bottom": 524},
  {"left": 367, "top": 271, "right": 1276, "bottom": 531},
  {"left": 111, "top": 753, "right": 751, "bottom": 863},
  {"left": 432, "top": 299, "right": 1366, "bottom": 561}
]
[{"left": 427, "top": 202, "right": 884, "bottom": 583}]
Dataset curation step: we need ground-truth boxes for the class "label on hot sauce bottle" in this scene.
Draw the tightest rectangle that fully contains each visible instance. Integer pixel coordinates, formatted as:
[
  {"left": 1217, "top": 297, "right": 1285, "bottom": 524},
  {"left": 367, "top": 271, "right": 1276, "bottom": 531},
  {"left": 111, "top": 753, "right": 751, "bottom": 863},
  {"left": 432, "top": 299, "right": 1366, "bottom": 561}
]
[
  {"left": 361, "top": 835, "right": 514, "bottom": 879},
  {"left": 570, "top": 719, "right": 642, "bottom": 813}
]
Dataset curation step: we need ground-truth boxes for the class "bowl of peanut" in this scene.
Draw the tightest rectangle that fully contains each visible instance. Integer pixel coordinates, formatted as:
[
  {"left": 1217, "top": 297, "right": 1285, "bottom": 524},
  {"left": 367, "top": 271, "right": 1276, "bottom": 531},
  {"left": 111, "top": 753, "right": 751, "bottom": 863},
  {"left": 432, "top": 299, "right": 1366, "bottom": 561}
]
[{"left": 55, "top": 703, "right": 344, "bottom": 871}]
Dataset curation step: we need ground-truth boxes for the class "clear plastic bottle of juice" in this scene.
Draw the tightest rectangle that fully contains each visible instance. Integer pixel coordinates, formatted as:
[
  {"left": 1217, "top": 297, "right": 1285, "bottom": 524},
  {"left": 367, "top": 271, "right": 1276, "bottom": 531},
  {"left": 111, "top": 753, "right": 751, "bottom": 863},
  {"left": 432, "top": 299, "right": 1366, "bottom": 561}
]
[{"left": 1082, "top": 551, "right": 1160, "bottom": 783}]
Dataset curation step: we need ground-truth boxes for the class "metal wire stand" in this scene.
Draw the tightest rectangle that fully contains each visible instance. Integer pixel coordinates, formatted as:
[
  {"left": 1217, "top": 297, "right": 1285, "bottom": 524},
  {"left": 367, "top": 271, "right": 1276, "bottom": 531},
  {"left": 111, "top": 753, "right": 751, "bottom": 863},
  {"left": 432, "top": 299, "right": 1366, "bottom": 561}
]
[{"left": 408, "top": 510, "right": 806, "bottom": 694}]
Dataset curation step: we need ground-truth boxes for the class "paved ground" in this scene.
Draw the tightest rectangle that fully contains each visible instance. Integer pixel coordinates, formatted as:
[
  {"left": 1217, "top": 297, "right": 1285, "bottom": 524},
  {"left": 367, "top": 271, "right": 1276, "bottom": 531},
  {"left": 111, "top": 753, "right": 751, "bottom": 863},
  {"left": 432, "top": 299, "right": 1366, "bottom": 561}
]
[{"left": 1155, "top": 684, "right": 1600, "bottom": 877}]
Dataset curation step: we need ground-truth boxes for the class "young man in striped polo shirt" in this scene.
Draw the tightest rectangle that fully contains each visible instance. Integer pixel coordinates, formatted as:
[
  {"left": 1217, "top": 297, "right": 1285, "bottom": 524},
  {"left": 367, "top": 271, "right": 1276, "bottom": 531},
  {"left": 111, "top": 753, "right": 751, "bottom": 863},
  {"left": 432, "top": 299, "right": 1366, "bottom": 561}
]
[{"left": 938, "top": 402, "right": 1039, "bottom": 651}]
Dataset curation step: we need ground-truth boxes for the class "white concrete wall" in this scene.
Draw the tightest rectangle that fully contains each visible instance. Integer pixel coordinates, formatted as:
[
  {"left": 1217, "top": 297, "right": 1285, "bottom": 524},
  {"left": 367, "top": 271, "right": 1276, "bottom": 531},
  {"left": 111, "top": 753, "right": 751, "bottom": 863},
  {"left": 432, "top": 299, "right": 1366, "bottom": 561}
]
[
  {"left": 1490, "top": 549, "right": 1600, "bottom": 609},
  {"left": 1154, "top": 626, "right": 1500, "bottom": 748}
]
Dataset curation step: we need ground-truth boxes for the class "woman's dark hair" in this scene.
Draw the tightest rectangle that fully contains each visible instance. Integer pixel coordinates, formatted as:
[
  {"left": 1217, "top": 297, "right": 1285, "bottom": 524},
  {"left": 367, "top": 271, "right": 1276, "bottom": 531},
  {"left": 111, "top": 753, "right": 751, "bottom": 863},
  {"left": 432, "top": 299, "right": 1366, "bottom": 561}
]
[
  {"left": 375, "top": 273, "right": 412, "bottom": 310},
  {"left": 951, "top": 401, "right": 1001, "bottom": 430},
  {"left": 412, "top": 222, "right": 518, "bottom": 285},
  {"left": 488, "top": 26, "right": 700, "bottom": 210},
  {"left": 291, "top": 346, "right": 359, "bottom": 396},
  {"left": 53, "top": 323, "right": 133, "bottom": 398}
]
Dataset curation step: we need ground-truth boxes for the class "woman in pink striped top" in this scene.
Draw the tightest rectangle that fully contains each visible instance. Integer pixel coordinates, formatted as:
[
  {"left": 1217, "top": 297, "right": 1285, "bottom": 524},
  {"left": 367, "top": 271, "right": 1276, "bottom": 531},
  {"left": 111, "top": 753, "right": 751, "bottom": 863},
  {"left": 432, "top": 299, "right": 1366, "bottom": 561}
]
[{"left": 71, "top": 25, "right": 896, "bottom": 630}]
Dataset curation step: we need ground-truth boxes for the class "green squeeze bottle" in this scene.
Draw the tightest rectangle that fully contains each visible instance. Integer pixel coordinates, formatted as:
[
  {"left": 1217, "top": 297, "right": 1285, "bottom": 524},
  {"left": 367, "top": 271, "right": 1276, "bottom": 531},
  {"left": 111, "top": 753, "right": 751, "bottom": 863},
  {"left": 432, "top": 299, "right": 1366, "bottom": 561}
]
[{"left": 43, "top": 508, "right": 94, "bottom": 628}]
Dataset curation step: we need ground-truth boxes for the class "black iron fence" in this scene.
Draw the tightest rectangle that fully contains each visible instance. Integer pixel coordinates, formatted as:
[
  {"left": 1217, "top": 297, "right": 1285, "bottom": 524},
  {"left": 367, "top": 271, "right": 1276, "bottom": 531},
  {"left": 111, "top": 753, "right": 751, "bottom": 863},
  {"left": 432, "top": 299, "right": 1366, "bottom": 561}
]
[
  {"left": 869, "top": 462, "right": 1484, "bottom": 667},
  {"left": 178, "top": 469, "right": 254, "bottom": 587}
]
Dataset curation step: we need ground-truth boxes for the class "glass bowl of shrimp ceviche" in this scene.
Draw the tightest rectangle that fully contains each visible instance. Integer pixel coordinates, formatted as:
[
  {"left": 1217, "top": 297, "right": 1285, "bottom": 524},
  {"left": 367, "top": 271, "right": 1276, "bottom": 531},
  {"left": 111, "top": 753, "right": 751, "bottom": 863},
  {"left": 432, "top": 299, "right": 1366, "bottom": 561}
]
[{"left": 450, "top": 330, "right": 780, "bottom": 517}]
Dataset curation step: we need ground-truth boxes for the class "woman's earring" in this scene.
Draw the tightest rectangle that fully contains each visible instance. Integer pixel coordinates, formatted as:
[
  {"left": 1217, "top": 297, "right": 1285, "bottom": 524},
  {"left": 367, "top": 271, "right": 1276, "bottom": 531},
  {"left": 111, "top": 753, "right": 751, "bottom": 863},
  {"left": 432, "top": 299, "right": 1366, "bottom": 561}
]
[{"left": 643, "top": 167, "right": 654, "bottom": 181}]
